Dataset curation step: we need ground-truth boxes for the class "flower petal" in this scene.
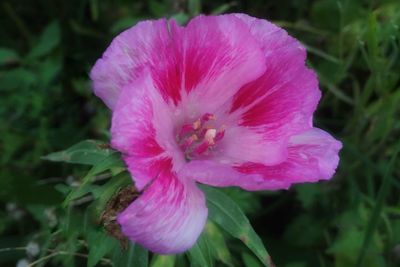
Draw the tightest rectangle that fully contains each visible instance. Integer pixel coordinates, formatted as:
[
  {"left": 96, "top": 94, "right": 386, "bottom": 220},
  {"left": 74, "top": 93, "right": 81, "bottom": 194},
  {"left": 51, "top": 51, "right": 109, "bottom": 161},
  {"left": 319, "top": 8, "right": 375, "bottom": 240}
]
[
  {"left": 230, "top": 14, "right": 321, "bottom": 140},
  {"left": 173, "top": 14, "right": 266, "bottom": 112},
  {"left": 207, "top": 124, "right": 288, "bottom": 166},
  {"left": 90, "top": 19, "right": 170, "bottom": 109},
  {"left": 117, "top": 170, "right": 208, "bottom": 254},
  {"left": 111, "top": 73, "right": 178, "bottom": 190},
  {"left": 179, "top": 159, "right": 263, "bottom": 190},
  {"left": 236, "top": 128, "right": 342, "bottom": 190},
  {"left": 181, "top": 128, "right": 341, "bottom": 190},
  {"left": 90, "top": 15, "right": 266, "bottom": 111}
]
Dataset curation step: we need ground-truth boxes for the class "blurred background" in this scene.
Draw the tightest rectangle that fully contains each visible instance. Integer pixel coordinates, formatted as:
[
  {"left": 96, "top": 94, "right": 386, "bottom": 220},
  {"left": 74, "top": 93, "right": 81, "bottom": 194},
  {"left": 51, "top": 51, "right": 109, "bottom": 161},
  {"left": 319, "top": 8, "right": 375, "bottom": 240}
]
[{"left": 1, "top": 0, "right": 399, "bottom": 266}]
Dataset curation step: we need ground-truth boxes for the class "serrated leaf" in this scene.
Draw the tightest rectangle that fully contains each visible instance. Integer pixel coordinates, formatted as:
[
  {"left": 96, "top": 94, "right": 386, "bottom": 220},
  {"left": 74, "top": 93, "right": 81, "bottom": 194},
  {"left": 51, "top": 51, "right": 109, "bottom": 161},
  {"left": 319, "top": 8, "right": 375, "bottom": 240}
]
[
  {"left": 42, "top": 140, "right": 115, "bottom": 165},
  {"left": 200, "top": 185, "right": 272, "bottom": 267},
  {"left": 187, "top": 233, "right": 213, "bottom": 267}
]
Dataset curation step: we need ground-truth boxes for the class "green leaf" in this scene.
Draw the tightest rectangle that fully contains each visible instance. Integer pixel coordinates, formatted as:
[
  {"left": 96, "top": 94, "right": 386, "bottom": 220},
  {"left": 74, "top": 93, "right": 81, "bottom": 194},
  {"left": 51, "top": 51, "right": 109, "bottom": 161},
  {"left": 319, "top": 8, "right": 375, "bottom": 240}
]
[
  {"left": 91, "top": 172, "right": 132, "bottom": 215},
  {"left": 87, "top": 230, "right": 117, "bottom": 267},
  {"left": 28, "top": 21, "right": 60, "bottom": 59},
  {"left": 188, "top": 0, "right": 201, "bottom": 16},
  {"left": 63, "top": 170, "right": 129, "bottom": 207},
  {"left": 131, "top": 245, "right": 149, "bottom": 267},
  {"left": 327, "top": 226, "right": 384, "bottom": 267},
  {"left": 83, "top": 153, "right": 125, "bottom": 182},
  {"left": 0, "top": 48, "right": 19, "bottom": 66},
  {"left": 355, "top": 142, "right": 400, "bottom": 267},
  {"left": 295, "top": 184, "right": 321, "bottom": 209},
  {"left": 38, "top": 57, "right": 61, "bottom": 87},
  {"left": 73, "top": 152, "right": 125, "bottom": 193},
  {"left": 148, "top": 0, "right": 168, "bottom": 17},
  {"left": 211, "top": 3, "right": 236, "bottom": 15},
  {"left": 89, "top": 0, "right": 99, "bottom": 21},
  {"left": 61, "top": 151, "right": 126, "bottom": 207},
  {"left": 111, "top": 17, "right": 142, "bottom": 34},
  {"left": 42, "top": 140, "right": 115, "bottom": 165},
  {"left": 204, "top": 222, "right": 233, "bottom": 266},
  {"left": 62, "top": 184, "right": 100, "bottom": 207},
  {"left": 200, "top": 185, "right": 273, "bottom": 267},
  {"left": 113, "top": 244, "right": 148, "bottom": 267},
  {"left": 171, "top": 13, "right": 189, "bottom": 25},
  {"left": 283, "top": 214, "right": 324, "bottom": 247},
  {"left": 0, "top": 68, "right": 36, "bottom": 90},
  {"left": 284, "top": 263, "right": 307, "bottom": 267},
  {"left": 150, "top": 255, "right": 175, "bottom": 267},
  {"left": 187, "top": 233, "right": 214, "bottom": 267},
  {"left": 242, "top": 252, "right": 263, "bottom": 267}
]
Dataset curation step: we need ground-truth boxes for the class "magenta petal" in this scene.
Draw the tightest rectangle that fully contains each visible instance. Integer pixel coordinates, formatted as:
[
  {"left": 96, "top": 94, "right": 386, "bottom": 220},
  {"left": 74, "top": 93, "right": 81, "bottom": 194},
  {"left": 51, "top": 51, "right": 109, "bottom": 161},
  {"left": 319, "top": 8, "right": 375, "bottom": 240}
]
[
  {"left": 174, "top": 14, "right": 266, "bottom": 111},
  {"left": 90, "top": 15, "right": 266, "bottom": 110},
  {"left": 111, "top": 73, "right": 177, "bottom": 190},
  {"left": 90, "top": 13, "right": 343, "bottom": 255},
  {"left": 208, "top": 124, "right": 288, "bottom": 166},
  {"left": 179, "top": 159, "right": 264, "bottom": 189},
  {"left": 90, "top": 19, "right": 169, "bottom": 109},
  {"left": 123, "top": 156, "right": 173, "bottom": 191},
  {"left": 117, "top": 171, "right": 208, "bottom": 254},
  {"left": 236, "top": 128, "right": 342, "bottom": 190},
  {"left": 181, "top": 128, "right": 341, "bottom": 190},
  {"left": 230, "top": 14, "right": 321, "bottom": 140}
]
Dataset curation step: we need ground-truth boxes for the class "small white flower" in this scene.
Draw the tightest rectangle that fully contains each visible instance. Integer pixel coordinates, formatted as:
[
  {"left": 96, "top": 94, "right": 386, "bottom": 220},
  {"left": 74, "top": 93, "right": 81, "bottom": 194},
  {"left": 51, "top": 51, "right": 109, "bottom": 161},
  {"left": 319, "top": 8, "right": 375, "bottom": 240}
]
[
  {"left": 44, "top": 208, "right": 57, "bottom": 227},
  {"left": 6, "top": 202, "right": 17, "bottom": 212},
  {"left": 11, "top": 210, "right": 25, "bottom": 220},
  {"left": 26, "top": 241, "right": 40, "bottom": 257},
  {"left": 16, "top": 258, "right": 29, "bottom": 267},
  {"left": 66, "top": 176, "right": 80, "bottom": 187}
]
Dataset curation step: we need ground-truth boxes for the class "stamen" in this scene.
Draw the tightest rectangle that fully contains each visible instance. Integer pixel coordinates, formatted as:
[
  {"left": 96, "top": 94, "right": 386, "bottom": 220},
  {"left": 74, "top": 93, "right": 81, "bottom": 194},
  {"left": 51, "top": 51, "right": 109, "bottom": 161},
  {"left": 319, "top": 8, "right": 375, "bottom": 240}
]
[
  {"left": 193, "top": 119, "right": 201, "bottom": 130},
  {"left": 180, "top": 134, "right": 198, "bottom": 150},
  {"left": 177, "top": 113, "right": 225, "bottom": 160},
  {"left": 178, "top": 124, "right": 195, "bottom": 139},
  {"left": 204, "top": 129, "right": 217, "bottom": 145},
  {"left": 193, "top": 141, "right": 211, "bottom": 156},
  {"left": 201, "top": 113, "right": 216, "bottom": 122},
  {"left": 198, "top": 128, "right": 208, "bottom": 139},
  {"left": 215, "top": 129, "right": 225, "bottom": 142}
]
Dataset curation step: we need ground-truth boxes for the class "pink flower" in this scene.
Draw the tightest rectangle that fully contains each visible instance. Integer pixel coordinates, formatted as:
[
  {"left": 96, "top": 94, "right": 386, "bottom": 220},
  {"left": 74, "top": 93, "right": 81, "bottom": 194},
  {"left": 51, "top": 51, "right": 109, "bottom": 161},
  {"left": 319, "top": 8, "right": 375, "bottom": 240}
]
[{"left": 90, "top": 14, "right": 342, "bottom": 254}]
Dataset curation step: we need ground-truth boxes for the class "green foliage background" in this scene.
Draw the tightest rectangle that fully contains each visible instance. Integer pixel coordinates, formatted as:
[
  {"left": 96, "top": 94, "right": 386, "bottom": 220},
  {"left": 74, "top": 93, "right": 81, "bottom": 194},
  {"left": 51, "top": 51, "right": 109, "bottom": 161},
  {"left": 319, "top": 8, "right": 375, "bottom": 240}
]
[{"left": 1, "top": 0, "right": 399, "bottom": 266}]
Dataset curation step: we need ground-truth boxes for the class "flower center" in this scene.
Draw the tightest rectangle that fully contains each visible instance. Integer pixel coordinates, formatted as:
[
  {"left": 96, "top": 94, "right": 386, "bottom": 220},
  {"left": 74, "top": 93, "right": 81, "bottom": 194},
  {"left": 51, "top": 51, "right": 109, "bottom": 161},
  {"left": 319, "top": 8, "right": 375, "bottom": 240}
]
[{"left": 176, "top": 113, "right": 225, "bottom": 161}]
